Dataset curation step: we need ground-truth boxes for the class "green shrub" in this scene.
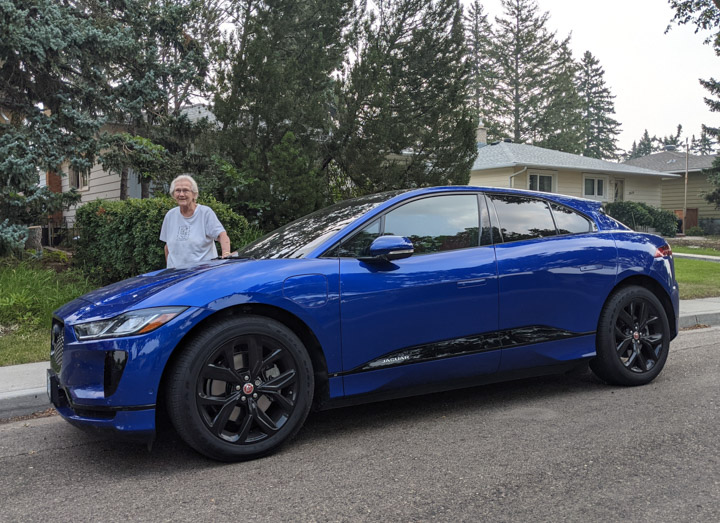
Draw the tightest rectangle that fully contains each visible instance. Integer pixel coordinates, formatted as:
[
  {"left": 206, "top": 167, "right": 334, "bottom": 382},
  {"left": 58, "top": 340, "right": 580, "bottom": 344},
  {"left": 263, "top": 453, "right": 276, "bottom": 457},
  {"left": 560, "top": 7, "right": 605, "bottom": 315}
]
[
  {"left": 75, "top": 196, "right": 257, "bottom": 284},
  {"left": 604, "top": 201, "right": 677, "bottom": 237},
  {"left": 0, "top": 220, "right": 28, "bottom": 256},
  {"left": 686, "top": 226, "right": 704, "bottom": 236}
]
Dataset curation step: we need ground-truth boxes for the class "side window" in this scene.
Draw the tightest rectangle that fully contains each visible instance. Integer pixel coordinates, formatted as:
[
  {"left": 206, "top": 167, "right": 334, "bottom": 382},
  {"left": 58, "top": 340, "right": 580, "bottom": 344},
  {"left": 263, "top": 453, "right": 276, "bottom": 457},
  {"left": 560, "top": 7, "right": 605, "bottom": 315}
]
[
  {"left": 383, "top": 194, "right": 479, "bottom": 254},
  {"left": 335, "top": 219, "right": 381, "bottom": 257},
  {"left": 550, "top": 203, "right": 595, "bottom": 234},
  {"left": 335, "top": 194, "right": 480, "bottom": 257},
  {"left": 490, "top": 195, "right": 557, "bottom": 243}
]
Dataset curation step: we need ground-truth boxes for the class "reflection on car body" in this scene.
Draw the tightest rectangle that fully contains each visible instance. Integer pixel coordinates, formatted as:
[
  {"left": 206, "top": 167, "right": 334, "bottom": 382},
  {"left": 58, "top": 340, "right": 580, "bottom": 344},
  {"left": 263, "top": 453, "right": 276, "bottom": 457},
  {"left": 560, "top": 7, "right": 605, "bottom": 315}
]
[{"left": 48, "top": 186, "right": 679, "bottom": 461}]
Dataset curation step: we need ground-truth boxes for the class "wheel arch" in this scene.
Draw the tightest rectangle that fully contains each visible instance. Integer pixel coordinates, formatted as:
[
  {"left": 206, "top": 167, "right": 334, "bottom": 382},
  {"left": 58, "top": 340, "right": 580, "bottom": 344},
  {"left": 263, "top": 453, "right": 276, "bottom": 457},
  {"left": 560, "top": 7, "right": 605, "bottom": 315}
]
[
  {"left": 156, "top": 303, "right": 331, "bottom": 419},
  {"left": 604, "top": 275, "right": 678, "bottom": 339}
]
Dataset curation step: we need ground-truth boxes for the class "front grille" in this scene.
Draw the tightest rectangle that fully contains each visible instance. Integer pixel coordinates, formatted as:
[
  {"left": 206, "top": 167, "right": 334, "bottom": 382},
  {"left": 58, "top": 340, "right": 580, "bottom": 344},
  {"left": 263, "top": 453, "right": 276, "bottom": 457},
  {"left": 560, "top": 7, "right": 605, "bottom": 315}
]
[{"left": 51, "top": 321, "right": 64, "bottom": 372}]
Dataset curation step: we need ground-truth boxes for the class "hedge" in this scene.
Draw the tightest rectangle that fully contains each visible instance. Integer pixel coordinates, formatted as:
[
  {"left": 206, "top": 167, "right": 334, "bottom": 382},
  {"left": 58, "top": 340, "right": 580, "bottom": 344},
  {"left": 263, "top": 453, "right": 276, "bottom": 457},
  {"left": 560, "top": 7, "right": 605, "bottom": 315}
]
[
  {"left": 75, "top": 195, "right": 258, "bottom": 284},
  {"left": 604, "top": 201, "right": 677, "bottom": 238}
]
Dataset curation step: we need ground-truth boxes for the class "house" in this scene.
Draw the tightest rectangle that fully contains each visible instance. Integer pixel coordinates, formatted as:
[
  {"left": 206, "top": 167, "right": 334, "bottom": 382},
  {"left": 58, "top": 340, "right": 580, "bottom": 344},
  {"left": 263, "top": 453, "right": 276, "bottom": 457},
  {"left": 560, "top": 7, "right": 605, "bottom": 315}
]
[
  {"left": 623, "top": 149, "right": 718, "bottom": 231},
  {"left": 470, "top": 129, "right": 678, "bottom": 207},
  {"left": 55, "top": 104, "right": 215, "bottom": 225}
]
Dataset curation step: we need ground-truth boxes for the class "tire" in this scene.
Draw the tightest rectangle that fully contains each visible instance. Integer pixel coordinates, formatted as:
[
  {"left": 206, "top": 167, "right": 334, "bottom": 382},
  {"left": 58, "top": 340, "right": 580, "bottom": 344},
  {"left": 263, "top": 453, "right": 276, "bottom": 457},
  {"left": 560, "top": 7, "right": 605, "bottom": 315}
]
[
  {"left": 165, "top": 316, "right": 314, "bottom": 461},
  {"left": 590, "top": 285, "right": 670, "bottom": 386}
]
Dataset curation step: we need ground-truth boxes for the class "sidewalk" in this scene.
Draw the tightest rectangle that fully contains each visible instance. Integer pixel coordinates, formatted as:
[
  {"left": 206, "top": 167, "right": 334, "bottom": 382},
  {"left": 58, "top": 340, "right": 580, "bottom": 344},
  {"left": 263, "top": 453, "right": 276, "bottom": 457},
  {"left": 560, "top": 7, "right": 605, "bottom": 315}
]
[{"left": 2, "top": 298, "right": 720, "bottom": 420}]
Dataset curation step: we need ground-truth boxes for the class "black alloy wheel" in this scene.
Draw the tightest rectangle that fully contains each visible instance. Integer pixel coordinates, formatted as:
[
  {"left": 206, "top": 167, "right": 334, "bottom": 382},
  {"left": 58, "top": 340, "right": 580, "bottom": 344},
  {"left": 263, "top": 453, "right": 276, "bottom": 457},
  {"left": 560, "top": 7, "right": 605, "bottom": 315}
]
[
  {"left": 166, "top": 316, "right": 314, "bottom": 461},
  {"left": 591, "top": 285, "right": 670, "bottom": 386}
]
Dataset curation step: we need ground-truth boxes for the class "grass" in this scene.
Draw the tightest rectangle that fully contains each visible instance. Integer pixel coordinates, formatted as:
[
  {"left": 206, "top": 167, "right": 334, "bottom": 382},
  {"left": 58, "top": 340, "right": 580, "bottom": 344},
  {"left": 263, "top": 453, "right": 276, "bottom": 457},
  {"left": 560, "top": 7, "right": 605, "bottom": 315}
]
[
  {"left": 672, "top": 245, "right": 720, "bottom": 257},
  {"left": 0, "top": 258, "right": 95, "bottom": 367},
  {"left": 674, "top": 258, "right": 720, "bottom": 300}
]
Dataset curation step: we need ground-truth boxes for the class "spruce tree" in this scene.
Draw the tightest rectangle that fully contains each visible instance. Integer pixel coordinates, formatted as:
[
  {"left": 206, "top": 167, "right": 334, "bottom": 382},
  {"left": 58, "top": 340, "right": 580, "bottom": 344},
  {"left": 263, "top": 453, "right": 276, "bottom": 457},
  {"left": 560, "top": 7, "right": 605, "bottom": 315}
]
[
  {"left": 464, "top": 0, "right": 498, "bottom": 139},
  {"left": 534, "top": 38, "right": 584, "bottom": 153},
  {"left": 576, "top": 51, "right": 621, "bottom": 160},
  {"left": 486, "top": 0, "right": 559, "bottom": 144},
  {"left": 690, "top": 128, "right": 716, "bottom": 154},
  {"left": 328, "top": 0, "right": 476, "bottom": 194}
]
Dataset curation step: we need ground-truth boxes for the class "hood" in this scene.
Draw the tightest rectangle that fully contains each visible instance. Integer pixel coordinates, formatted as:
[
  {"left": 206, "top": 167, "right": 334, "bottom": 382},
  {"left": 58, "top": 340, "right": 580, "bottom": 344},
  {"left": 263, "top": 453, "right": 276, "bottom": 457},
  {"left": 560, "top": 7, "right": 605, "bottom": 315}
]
[{"left": 55, "top": 260, "right": 244, "bottom": 322}]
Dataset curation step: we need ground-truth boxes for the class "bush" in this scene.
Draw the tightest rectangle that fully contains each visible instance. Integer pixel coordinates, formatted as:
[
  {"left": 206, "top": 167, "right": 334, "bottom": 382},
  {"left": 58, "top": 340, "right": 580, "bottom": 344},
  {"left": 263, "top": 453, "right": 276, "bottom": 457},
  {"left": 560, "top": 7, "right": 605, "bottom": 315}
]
[
  {"left": 604, "top": 201, "right": 677, "bottom": 237},
  {"left": 75, "top": 196, "right": 258, "bottom": 284},
  {"left": 0, "top": 219, "right": 28, "bottom": 256},
  {"left": 686, "top": 226, "right": 705, "bottom": 236}
]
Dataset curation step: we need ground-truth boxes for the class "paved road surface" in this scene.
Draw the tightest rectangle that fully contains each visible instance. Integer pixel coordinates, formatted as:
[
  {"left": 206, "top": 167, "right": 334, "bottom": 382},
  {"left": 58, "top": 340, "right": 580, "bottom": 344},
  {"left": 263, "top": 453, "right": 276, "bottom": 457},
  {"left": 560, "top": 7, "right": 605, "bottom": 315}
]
[{"left": 1, "top": 327, "right": 718, "bottom": 522}]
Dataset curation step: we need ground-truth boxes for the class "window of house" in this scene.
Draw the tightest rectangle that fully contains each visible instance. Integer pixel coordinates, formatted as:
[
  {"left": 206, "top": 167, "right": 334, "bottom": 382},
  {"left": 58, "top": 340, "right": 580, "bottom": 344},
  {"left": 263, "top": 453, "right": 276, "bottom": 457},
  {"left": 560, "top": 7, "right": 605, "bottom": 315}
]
[
  {"left": 583, "top": 175, "right": 609, "bottom": 201},
  {"left": 335, "top": 194, "right": 481, "bottom": 257},
  {"left": 69, "top": 169, "right": 89, "bottom": 191},
  {"left": 489, "top": 195, "right": 557, "bottom": 242},
  {"left": 528, "top": 173, "right": 554, "bottom": 193}
]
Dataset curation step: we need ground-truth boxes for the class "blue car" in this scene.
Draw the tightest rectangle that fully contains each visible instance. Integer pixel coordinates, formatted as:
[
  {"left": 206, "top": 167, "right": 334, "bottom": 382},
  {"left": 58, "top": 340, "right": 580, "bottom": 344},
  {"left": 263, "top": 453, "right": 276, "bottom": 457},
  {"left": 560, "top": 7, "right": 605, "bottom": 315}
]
[{"left": 48, "top": 187, "right": 679, "bottom": 461}]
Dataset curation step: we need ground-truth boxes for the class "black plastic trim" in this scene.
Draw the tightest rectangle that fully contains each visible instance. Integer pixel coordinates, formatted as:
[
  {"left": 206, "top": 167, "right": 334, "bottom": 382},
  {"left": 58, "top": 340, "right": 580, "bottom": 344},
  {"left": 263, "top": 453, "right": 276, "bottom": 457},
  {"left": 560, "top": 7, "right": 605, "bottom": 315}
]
[{"left": 335, "top": 325, "right": 594, "bottom": 377}]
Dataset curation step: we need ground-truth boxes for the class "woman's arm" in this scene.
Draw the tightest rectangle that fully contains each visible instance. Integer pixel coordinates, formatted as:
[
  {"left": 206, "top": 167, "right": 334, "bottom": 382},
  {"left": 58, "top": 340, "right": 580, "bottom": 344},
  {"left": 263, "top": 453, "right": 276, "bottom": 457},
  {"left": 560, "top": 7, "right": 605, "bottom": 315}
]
[{"left": 218, "top": 231, "right": 231, "bottom": 257}]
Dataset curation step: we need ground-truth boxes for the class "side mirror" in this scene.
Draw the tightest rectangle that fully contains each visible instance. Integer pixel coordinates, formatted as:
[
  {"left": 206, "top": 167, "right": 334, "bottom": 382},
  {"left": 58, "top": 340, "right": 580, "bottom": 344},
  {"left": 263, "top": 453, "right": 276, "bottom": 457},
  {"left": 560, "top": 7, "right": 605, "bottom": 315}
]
[{"left": 360, "top": 235, "right": 414, "bottom": 263}]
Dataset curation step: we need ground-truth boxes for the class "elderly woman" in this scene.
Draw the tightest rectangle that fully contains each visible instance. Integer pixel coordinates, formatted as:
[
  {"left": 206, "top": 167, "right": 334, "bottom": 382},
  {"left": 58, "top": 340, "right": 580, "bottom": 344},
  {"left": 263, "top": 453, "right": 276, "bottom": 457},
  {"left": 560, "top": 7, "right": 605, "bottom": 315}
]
[{"left": 160, "top": 174, "right": 231, "bottom": 269}]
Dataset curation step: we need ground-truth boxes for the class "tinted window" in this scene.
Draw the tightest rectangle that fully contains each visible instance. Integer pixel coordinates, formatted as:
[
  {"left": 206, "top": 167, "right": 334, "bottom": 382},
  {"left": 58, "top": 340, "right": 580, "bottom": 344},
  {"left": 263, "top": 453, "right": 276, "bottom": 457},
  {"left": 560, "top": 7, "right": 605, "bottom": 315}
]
[
  {"left": 490, "top": 195, "right": 557, "bottom": 242},
  {"left": 237, "top": 191, "right": 403, "bottom": 259},
  {"left": 336, "top": 194, "right": 480, "bottom": 257},
  {"left": 550, "top": 203, "right": 595, "bottom": 234}
]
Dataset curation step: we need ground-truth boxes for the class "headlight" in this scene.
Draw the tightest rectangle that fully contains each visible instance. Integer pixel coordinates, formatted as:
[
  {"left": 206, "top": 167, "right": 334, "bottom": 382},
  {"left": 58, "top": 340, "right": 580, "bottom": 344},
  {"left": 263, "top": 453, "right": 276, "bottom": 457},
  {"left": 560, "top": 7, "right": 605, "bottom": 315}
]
[{"left": 73, "top": 307, "right": 188, "bottom": 341}]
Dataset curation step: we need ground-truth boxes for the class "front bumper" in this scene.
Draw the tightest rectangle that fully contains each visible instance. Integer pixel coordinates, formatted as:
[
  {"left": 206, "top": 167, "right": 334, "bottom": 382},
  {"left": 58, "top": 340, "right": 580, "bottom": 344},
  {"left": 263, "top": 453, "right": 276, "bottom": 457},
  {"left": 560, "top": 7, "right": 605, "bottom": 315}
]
[{"left": 47, "top": 369, "right": 156, "bottom": 442}]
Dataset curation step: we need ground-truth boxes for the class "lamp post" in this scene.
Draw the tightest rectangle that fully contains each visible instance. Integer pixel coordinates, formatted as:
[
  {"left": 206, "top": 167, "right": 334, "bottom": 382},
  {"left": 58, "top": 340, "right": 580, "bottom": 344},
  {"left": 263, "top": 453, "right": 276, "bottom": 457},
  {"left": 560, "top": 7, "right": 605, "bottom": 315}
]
[{"left": 683, "top": 138, "right": 688, "bottom": 235}]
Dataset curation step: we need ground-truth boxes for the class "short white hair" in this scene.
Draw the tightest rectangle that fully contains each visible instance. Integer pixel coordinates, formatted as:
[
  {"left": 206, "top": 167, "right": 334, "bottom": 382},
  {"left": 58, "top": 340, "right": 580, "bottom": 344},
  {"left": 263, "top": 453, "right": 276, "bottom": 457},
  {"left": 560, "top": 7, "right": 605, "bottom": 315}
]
[{"left": 169, "top": 174, "right": 199, "bottom": 197}]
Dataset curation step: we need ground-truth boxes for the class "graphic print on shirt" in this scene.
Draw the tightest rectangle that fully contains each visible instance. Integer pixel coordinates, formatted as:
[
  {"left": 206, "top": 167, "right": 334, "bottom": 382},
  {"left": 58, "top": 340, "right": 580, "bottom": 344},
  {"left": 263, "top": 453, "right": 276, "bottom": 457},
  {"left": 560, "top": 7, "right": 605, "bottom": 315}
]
[{"left": 177, "top": 225, "right": 190, "bottom": 241}]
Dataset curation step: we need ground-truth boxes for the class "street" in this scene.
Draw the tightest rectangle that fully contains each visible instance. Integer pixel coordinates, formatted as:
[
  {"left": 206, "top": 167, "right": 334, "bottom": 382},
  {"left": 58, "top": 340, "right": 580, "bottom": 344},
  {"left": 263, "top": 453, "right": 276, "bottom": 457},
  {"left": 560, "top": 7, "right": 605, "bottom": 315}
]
[{"left": 1, "top": 326, "right": 718, "bottom": 522}]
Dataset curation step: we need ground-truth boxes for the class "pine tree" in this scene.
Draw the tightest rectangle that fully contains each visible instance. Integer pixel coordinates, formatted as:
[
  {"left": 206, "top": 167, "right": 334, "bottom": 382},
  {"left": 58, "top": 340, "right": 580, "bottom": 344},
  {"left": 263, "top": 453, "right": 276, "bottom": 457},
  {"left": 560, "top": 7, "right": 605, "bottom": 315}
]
[
  {"left": 486, "top": 0, "right": 560, "bottom": 143},
  {"left": 213, "top": 0, "right": 353, "bottom": 229},
  {"left": 627, "top": 130, "right": 657, "bottom": 159},
  {"left": 534, "top": 37, "right": 584, "bottom": 153},
  {"left": 328, "top": 0, "right": 476, "bottom": 194},
  {"left": 464, "top": 0, "right": 497, "bottom": 138},
  {"left": 576, "top": 51, "right": 621, "bottom": 160},
  {"left": 0, "top": 0, "right": 129, "bottom": 238},
  {"left": 690, "top": 128, "right": 716, "bottom": 154}
]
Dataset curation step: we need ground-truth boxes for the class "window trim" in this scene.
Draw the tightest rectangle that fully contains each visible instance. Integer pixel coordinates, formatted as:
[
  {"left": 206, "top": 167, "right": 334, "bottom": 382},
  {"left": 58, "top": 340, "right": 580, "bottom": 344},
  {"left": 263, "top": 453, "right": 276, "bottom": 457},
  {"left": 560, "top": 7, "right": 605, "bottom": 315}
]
[
  {"left": 582, "top": 174, "right": 609, "bottom": 202},
  {"left": 527, "top": 170, "right": 556, "bottom": 193}
]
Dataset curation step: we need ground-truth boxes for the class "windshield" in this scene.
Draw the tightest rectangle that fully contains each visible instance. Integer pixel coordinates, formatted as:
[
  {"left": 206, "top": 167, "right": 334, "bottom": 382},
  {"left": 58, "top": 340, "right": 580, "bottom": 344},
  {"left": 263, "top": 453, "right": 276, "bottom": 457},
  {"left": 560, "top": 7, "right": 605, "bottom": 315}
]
[{"left": 236, "top": 191, "right": 404, "bottom": 259}]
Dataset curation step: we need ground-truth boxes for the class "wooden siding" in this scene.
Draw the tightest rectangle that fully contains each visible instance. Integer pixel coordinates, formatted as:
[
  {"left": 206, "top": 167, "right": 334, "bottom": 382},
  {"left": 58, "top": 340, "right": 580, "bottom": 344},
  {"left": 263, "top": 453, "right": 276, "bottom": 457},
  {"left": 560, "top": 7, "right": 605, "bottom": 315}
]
[
  {"left": 62, "top": 163, "right": 141, "bottom": 225},
  {"left": 661, "top": 172, "right": 720, "bottom": 220}
]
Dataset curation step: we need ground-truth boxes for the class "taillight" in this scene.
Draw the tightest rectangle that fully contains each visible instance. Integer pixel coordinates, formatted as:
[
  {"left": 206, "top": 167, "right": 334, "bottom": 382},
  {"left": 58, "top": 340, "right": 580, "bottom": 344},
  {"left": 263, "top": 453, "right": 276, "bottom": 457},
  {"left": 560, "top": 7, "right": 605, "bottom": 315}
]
[{"left": 654, "top": 244, "right": 672, "bottom": 258}]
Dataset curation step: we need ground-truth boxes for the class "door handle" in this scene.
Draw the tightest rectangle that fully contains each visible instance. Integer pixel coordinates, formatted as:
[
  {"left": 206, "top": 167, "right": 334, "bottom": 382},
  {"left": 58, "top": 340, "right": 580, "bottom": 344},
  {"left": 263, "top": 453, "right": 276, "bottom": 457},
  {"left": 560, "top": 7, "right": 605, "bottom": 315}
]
[{"left": 457, "top": 278, "right": 487, "bottom": 288}]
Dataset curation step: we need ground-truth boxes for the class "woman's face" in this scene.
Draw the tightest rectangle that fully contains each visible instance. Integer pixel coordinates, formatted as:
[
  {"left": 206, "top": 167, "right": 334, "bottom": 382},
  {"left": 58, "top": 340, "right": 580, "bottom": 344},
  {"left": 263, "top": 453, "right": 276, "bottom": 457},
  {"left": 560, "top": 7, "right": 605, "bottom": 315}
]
[{"left": 173, "top": 180, "right": 196, "bottom": 207}]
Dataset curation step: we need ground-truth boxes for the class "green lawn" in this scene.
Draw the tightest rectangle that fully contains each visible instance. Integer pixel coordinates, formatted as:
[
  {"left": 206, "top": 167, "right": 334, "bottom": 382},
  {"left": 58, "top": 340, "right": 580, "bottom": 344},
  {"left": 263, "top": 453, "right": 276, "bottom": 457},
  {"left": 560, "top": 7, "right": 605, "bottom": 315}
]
[
  {"left": 0, "top": 259, "right": 94, "bottom": 367},
  {"left": 674, "top": 257, "right": 720, "bottom": 299},
  {"left": 672, "top": 245, "right": 720, "bottom": 257}
]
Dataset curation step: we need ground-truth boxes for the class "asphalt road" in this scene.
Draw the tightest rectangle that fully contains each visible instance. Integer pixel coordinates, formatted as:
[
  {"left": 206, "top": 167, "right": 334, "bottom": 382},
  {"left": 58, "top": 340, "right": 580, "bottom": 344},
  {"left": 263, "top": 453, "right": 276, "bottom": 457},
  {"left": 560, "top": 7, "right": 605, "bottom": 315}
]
[{"left": 1, "top": 327, "right": 718, "bottom": 522}]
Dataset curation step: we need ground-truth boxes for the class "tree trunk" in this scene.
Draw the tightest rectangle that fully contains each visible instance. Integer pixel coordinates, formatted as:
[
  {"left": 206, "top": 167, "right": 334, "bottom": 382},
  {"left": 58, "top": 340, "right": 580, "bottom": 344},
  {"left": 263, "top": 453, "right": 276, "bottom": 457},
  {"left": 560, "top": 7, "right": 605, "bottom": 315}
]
[
  {"left": 120, "top": 167, "right": 128, "bottom": 200},
  {"left": 141, "top": 178, "right": 150, "bottom": 199}
]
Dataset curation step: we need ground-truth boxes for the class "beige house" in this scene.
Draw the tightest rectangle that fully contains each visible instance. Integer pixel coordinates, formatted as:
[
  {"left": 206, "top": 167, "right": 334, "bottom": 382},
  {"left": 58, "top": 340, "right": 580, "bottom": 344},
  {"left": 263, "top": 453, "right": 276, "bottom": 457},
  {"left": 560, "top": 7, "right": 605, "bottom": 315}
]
[
  {"left": 624, "top": 150, "right": 718, "bottom": 231},
  {"left": 469, "top": 134, "right": 678, "bottom": 207}
]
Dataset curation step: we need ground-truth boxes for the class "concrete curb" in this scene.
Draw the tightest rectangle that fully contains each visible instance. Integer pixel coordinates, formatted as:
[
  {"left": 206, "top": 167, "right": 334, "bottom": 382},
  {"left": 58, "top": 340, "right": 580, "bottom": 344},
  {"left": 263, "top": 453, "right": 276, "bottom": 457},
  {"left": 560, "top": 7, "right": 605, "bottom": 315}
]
[{"left": 0, "top": 388, "right": 49, "bottom": 419}]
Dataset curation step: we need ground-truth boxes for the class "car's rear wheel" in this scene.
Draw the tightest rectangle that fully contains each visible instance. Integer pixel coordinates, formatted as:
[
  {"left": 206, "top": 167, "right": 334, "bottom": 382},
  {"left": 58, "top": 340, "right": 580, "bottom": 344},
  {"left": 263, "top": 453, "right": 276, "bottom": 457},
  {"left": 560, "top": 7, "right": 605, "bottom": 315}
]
[
  {"left": 590, "top": 286, "right": 670, "bottom": 386},
  {"left": 166, "top": 316, "right": 313, "bottom": 461}
]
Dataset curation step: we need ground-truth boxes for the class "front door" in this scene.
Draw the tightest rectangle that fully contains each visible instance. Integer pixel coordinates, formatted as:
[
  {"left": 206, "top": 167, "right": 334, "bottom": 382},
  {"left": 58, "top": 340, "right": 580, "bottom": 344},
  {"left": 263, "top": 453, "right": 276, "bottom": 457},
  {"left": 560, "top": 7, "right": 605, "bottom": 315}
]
[{"left": 335, "top": 193, "right": 501, "bottom": 396}]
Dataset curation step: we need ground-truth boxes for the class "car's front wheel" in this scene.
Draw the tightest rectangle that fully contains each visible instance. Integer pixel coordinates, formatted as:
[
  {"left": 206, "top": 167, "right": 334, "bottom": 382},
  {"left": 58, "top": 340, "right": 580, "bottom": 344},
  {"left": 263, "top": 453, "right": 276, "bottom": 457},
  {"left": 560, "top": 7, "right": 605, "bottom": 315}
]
[
  {"left": 166, "top": 316, "right": 314, "bottom": 461},
  {"left": 590, "top": 285, "right": 670, "bottom": 386}
]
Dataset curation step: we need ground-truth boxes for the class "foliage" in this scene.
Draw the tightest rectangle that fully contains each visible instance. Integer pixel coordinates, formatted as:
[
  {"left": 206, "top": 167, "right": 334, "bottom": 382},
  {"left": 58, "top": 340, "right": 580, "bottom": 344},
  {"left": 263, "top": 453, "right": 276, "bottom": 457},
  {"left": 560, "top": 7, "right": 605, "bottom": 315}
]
[
  {"left": 686, "top": 225, "right": 705, "bottom": 235},
  {"left": 690, "top": 128, "right": 716, "bottom": 154},
  {"left": 74, "top": 196, "right": 255, "bottom": 284},
  {"left": 0, "top": 259, "right": 93, "bottom": 328},
  {"left": 328, "top": 0, "right": 475, "bottom": 194},
  {"left": 576, "top": 51, "right": 622, "bottom": 160},
  {"left": 605, "top": 201, "right": 677, "bottom": 237},
  {"left": 0, "top": 220, "right": 28, "bottom": 256},
  {"left": 464, "top": 1, "right": 497, "bottom": 135}
]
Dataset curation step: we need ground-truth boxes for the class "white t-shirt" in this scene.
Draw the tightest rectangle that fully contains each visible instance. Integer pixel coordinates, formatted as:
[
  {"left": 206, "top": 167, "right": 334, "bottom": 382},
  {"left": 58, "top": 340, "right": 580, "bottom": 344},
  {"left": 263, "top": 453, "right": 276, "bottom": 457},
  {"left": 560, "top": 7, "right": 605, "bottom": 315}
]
[{"left": 160, "top": 204, "right": 226, "bottom": 268}]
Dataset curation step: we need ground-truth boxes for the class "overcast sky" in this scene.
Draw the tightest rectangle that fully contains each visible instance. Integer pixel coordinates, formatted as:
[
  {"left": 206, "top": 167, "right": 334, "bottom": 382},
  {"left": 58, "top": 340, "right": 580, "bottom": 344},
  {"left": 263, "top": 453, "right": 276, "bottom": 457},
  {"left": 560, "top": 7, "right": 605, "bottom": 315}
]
[{"left": 474, "top": 0, "right": 718, "bottom": 154}]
